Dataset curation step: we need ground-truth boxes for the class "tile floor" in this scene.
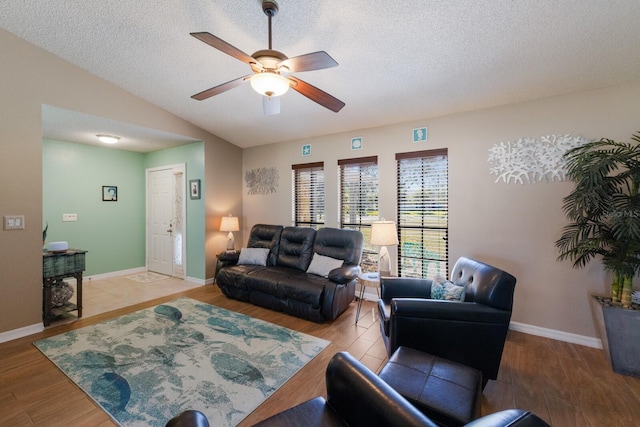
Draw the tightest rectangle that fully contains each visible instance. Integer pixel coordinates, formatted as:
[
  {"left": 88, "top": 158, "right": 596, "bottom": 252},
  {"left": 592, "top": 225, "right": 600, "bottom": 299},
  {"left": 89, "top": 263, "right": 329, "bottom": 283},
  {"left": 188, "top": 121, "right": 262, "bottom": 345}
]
[{"left": 49, "top": 273, "right": 203, "bottom": 326}]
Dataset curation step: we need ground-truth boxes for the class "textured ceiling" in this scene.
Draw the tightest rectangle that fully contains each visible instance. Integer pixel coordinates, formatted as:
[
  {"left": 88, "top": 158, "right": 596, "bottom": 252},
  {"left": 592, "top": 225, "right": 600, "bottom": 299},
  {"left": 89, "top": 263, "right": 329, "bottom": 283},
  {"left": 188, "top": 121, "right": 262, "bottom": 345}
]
[{"left": 2, "top": 0, "right": 640, "bottom": 150}]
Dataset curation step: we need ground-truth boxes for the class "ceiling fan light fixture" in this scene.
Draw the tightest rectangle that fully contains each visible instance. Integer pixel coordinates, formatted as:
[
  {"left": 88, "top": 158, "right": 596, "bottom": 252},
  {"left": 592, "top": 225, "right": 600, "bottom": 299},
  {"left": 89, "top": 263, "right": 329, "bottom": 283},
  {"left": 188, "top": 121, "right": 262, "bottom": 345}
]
[
  {"left": 96, "top": 134, "right": 120, "bottom": 144},
  {"left": 250, "top": 72, "right": 290, "bottom": 97}
]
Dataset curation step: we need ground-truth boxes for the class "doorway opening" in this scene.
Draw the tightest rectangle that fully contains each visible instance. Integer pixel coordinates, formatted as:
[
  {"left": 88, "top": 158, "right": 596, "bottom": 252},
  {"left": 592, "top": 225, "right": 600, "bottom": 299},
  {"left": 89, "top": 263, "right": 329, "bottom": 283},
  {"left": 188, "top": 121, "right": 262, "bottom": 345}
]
[{"left": 146, "top": 163, "right": 186, "bottom": 278}]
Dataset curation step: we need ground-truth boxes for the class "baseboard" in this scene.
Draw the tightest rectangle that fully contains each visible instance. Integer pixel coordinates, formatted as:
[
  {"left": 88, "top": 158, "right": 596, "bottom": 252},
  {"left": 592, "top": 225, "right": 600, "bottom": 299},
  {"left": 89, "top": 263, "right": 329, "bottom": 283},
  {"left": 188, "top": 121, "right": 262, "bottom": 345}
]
[
  {"left": 85, "top": 266, "right": 146, "bottom": 281},
  {"left": 509, "top": 321, "right": 602, "bottom": 349},
  {"left": 0, "top": 323, "right": 44, "bottom": 344},
  {"left": 186, "top": 276, "right": 210, "bottom": 286}
]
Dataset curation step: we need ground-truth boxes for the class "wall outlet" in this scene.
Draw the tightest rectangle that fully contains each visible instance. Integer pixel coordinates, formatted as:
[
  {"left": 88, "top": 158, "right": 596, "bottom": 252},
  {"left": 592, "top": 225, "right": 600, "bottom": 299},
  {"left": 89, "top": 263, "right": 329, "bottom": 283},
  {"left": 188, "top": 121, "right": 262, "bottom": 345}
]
[
  {"left": 3, "top": 215, "right": 25, "bottom": 230},
  {"left": 62, "top": 213, "right": 77, "bottom": 222}
]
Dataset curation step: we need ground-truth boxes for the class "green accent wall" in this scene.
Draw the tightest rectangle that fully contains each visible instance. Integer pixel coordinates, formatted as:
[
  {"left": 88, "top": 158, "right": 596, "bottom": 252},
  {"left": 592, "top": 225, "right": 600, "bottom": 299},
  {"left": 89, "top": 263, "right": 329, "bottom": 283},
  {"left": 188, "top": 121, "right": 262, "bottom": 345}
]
[{"left": 43, "top": 139, "right": 205, "bottom": 280}]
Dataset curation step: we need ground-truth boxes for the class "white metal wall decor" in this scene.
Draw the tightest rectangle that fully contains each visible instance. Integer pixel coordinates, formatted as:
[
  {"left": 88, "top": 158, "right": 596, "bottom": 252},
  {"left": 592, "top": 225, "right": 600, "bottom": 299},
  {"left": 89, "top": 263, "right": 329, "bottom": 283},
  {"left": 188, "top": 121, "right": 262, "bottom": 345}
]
[
  {"left": 245, "top": 167, "right": 279, "bottom": 195},
  {"left": 488, "top": 134, "right": 591, "bottom": 184}
]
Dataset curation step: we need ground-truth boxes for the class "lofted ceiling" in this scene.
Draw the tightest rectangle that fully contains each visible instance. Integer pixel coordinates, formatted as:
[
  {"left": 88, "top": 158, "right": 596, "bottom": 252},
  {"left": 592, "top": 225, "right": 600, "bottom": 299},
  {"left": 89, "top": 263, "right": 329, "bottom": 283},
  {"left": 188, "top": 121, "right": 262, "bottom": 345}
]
[{"left": 1, "top": 0, "right": 640, "bottom": 151}]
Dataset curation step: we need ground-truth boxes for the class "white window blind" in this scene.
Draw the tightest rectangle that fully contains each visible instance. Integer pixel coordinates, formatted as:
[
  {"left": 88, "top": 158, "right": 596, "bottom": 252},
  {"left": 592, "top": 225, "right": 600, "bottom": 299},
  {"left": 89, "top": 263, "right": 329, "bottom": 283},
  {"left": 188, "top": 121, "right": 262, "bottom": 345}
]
[
  {"left": 396, "top": 149, "right": 448, "bottom": 278},
  {"left": 292, "top": 162, "right": 325, "bottom": 228},
  {"left": 338, "top": 156, "right": 378, "bottom": 272}
]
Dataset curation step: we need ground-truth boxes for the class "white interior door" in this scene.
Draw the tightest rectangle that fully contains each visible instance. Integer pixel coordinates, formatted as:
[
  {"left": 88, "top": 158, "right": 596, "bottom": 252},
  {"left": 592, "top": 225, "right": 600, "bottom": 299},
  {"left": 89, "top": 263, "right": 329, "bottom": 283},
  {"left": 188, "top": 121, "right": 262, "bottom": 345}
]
[{"left": 147, "top": 167, "right": 178, "bottom": 275}]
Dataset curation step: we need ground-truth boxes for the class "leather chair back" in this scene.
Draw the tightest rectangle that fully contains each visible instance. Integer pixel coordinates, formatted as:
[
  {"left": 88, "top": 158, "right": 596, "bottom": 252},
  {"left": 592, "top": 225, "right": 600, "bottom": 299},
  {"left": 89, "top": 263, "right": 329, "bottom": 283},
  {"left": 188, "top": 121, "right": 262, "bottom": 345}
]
[
  {"left": 248, "top": 224, "right": 283, "bottom": 266},
  {"left": 451, "top": 257, "right": 516, "bottom": 311}
]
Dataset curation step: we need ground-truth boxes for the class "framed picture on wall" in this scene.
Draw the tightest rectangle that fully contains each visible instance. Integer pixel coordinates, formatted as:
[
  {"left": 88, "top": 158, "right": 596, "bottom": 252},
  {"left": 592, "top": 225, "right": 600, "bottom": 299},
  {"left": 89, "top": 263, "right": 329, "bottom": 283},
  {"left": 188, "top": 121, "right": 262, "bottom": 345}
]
[
  {"left": 102, "top": 186, "right": 118, "bottom": 201},
  {"left": 189, "top": 179, "right": 201, "bottom": 200}
]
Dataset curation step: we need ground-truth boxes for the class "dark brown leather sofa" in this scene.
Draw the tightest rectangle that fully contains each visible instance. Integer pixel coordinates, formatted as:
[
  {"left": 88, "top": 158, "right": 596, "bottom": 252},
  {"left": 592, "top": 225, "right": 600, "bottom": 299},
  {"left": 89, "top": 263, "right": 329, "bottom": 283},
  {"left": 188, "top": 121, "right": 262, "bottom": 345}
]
[
  {"left": 378, "top": 257, "right": 517, "bottom": 388},
  {"left": 216, "top": 224, "right": 363, "bottom": 322}
]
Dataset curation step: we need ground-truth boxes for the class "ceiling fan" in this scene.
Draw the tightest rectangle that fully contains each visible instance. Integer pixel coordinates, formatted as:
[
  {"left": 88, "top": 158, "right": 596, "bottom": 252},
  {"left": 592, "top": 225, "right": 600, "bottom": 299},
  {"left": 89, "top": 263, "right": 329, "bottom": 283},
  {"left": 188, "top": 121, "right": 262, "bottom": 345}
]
[{"left": 190, "top": 0, "right": 344, "bottom": 115}]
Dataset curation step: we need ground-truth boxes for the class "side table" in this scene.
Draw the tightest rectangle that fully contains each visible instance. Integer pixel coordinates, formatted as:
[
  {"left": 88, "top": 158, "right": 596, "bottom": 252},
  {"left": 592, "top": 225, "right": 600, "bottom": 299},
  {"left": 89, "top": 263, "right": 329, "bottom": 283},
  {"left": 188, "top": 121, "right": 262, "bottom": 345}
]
[
  {"left": 43, "top": 249, "right": 87, "bottom": 326},
  {"left": 356, "top": 272, "right": 380, "bottom": 324}
]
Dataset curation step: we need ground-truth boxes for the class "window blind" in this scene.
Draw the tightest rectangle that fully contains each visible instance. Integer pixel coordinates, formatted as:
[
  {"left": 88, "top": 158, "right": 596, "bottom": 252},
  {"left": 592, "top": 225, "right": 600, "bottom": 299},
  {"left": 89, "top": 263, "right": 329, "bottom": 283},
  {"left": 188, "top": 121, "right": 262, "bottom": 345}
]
[
  {"left": 292, "top": 162, "right": 325, "bottom": 228},
  {"left": 338, "top": 156, "right": 378, "bottom": 272},
  {"left": 396, "top": 149, "right": 448, "bottom": 278}
]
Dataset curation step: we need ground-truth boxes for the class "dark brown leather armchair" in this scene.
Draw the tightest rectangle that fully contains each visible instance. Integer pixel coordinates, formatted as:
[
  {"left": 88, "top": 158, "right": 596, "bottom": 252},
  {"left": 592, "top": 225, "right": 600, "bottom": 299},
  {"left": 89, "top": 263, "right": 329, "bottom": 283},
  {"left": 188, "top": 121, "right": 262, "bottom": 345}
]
[{"left": 377, "top": 257, "right": 517, "bottom": 388}]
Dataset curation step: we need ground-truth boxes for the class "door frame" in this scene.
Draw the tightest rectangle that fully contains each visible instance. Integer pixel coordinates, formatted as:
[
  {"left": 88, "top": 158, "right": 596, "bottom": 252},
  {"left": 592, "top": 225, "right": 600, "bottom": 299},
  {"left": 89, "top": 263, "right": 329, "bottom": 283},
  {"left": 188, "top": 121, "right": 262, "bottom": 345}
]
[{"left": 145, "top": 163, "right": 186, "bottom": 278}]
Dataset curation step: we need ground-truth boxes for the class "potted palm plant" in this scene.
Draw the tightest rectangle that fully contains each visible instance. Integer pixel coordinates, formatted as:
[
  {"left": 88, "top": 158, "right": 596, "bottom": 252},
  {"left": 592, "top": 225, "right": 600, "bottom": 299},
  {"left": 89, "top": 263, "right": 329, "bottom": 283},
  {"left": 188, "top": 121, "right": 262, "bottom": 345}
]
[{"left": 555, "top": 132, "right": 640, "bottom": 377}]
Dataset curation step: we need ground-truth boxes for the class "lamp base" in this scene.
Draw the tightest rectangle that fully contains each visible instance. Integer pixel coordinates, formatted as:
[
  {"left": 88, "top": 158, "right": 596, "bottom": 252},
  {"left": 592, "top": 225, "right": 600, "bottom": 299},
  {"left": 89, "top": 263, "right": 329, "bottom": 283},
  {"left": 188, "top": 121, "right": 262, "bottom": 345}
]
[
  {"left": 226, "top": 231, "right": 235, "bottom": 251},
  {"left": 378, "top": 246, "right": 391, "bottom": 277}
]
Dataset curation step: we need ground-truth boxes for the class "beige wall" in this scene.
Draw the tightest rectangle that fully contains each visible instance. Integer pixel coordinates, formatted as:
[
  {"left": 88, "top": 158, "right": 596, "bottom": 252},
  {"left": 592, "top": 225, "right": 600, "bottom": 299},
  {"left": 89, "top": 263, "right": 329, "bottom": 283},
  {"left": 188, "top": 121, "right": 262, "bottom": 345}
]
[
  {"left": 242, "top": 81, "right": 640, "bottom": 340},
  {"left": 0, "top": 29, "right": 242, "bottom": 335}
]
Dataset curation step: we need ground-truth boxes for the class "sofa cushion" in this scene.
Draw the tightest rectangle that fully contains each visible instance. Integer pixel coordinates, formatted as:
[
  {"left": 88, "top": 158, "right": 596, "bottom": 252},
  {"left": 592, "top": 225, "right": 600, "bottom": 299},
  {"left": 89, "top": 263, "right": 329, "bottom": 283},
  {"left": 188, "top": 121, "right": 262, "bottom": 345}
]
[
  {"left": 237, "top": 247, "right": 269, "bottom": 266},
  {"left": 276, "top": 226, "right": 316, "bottom": 271},
  {"left": 247, "top": 224, "right": 283, "bottom": 266},
  {"left": 307, "top": 253, "right": 344, "bottom": 278},
  {"left": 313, "top": 227, "right": 364, "bottom": 266}
]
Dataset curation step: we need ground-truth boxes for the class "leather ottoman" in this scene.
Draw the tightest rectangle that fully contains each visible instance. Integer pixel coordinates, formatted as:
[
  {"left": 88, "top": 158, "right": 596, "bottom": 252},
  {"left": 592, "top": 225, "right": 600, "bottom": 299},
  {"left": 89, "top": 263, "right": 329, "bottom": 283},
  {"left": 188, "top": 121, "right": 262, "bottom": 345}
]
[{"left": 378, "top": 346, "right": 482, "bottom": 427}]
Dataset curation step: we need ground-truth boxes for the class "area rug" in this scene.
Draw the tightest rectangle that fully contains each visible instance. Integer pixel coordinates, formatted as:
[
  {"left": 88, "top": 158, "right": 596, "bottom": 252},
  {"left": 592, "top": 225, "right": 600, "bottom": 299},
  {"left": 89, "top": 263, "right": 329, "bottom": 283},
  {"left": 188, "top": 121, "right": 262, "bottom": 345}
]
[
  {"left": 34, "top": 297, "right": 329, "bottom": 427},
  {"left": 126, "top": 272, "right": 170, "bottom": 283}
]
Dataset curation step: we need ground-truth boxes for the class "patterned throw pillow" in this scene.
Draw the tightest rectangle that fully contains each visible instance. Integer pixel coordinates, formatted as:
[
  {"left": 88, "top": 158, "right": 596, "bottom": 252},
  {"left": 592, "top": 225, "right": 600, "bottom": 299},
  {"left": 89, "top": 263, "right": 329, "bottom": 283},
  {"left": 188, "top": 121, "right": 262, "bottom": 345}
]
[{"left": 431, "top": 274, "right": 465, "bottom": 301}]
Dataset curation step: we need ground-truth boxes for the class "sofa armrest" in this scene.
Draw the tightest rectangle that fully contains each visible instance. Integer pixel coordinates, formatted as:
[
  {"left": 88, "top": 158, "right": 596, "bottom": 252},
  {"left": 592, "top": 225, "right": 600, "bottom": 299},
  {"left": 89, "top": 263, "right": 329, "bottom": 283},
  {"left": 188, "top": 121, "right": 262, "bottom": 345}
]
[
  {"left": 217, "top": 250, "right": 240, "bottom": 263},
  {"left": 328, "top": 265, "right": 360, "bottom": 284},
  {"left": 326, "top": 352, "right": 437, "bottom": 427},
  {"left": 392, "top": 298, "right": 512, "bottom": 324},
  {"left": 381, "top": 277, "right": 433, "bottom": 300},
  {"left": 215, "top": 251, "right": 241, "bottom": 279}
]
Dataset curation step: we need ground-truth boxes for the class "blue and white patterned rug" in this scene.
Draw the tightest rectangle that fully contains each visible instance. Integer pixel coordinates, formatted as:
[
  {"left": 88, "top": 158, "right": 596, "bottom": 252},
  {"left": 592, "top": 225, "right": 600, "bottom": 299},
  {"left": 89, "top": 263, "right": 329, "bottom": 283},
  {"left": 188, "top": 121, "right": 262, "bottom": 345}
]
[{"left": 34, "top": 297, "right": 329, "bottom": 426}]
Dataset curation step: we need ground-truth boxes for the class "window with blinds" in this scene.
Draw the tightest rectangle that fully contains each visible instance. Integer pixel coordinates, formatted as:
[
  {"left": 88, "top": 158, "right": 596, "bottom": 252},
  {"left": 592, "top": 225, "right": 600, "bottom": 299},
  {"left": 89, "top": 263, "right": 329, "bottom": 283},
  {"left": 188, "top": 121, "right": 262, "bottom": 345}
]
[
  {"left": 396, "top": 149, "right": 448, "bottom": 278},
  {"left": 292, "top": 162, "right": 325, "bottom": 228},
  {"left": 338, "top": 156, "right": 378, "bottom": 272}
]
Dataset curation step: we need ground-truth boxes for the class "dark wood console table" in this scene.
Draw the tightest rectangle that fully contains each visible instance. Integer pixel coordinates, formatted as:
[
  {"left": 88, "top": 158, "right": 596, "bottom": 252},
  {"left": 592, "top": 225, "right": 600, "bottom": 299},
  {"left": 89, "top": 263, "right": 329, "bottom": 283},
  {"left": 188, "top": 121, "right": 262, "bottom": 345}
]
[{"left": 42, "top": 249, "right": 87, "bottom": 326}]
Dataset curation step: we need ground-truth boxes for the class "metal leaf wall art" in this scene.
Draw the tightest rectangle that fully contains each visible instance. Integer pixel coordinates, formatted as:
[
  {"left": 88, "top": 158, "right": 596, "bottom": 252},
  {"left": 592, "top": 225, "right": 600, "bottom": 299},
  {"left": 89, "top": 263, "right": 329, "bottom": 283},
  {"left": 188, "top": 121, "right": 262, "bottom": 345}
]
[{"left": 488, "top": 134, "right": 591, "bottom": 184}]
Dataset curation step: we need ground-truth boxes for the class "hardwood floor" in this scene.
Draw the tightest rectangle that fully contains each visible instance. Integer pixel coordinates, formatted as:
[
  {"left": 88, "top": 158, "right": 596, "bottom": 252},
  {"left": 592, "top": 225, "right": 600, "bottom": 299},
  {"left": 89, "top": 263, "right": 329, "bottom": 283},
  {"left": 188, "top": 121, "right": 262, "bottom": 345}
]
[{"left": 1, "top": 276, "right": 639, "bottom": 426}]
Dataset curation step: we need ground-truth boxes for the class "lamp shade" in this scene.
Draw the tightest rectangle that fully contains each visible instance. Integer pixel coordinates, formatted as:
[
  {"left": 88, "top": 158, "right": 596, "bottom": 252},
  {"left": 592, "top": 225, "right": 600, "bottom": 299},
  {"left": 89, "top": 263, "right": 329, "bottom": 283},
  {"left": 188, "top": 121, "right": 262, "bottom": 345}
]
[
  {"left": 250, "top": 72, "right": 290, "bottom": 97},
  {"left": 220, "top": 216, "right": 239, "bottom": 232},
  {"left": 371, "top": 220, "right": 399, "bottom": 246}
]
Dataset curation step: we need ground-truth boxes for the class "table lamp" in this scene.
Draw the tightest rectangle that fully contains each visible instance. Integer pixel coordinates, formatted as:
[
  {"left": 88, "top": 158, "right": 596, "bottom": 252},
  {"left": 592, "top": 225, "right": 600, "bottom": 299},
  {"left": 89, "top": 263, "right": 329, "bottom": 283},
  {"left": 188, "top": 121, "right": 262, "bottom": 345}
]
[
  {"left": 370, "top": 219, "right": 398, "bottom": 277},
  {"left": 220, "top": 215, "right": 240, "bottom": 251}
]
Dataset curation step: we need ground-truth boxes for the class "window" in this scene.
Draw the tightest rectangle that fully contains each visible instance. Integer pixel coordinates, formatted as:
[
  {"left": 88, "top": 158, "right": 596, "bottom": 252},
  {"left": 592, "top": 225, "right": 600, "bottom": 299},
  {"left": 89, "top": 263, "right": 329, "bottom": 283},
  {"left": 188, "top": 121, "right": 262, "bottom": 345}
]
[
  {"left": 338, "top": 156, "right": 378, "bottom": 272},
  {"left": 396, "top": 149, "right": 448, "bottom": 278},
  {"left": 292, "top": 162, "right": 325, "bottom": 228}
]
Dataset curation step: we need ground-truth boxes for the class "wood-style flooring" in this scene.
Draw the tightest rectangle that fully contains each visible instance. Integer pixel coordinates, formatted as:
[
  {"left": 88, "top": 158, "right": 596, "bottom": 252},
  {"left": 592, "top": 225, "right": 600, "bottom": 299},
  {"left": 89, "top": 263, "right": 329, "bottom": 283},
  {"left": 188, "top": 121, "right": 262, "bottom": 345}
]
[{"left": 1, "top": 275, "right": 639, "bottom": 426}]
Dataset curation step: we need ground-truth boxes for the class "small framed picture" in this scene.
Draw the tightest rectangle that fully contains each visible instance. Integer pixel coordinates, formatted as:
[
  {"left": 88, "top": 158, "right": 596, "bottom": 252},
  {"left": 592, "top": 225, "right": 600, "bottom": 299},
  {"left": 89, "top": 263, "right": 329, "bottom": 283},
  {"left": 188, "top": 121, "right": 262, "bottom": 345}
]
[
  {"left": 413, "top": 127, "right": 428, "bottom": 143},
  {"left": 302, "top": 144, "right": 311, "bottom": 156},
  {"left": 102, "top": 186, "right": 118, "bottom": 201},
  {"left": 189, "top": 179, "right": 201, "bottom": 200},
  {"left": 351, "top": 137, "right": 363, "bottom": 150}
]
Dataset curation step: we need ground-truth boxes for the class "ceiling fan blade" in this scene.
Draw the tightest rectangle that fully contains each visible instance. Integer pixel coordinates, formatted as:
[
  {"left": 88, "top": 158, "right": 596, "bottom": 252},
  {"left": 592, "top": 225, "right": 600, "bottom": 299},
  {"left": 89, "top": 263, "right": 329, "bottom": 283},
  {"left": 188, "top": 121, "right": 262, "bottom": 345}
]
[
  {"left": 263, "top": 95, "right": 281, "bottom": 115},
  {"left": 190, "top": 32, "right": 256, "bottom": 65},
  {"left": 287, "top": 76, "right": 345, "bottom": 112},
  {"left": 191, "top": 75, "right": 252, "bottom": 101},
  {"left": 279, "top": 51, "right": 338, "bottom": 73}
]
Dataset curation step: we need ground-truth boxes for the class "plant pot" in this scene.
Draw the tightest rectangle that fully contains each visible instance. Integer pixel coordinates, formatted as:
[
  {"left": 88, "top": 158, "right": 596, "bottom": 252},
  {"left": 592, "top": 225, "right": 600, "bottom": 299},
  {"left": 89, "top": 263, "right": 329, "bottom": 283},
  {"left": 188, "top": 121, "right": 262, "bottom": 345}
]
[{"left": 591, "top": 294, "right": 640, "bottom": 377}]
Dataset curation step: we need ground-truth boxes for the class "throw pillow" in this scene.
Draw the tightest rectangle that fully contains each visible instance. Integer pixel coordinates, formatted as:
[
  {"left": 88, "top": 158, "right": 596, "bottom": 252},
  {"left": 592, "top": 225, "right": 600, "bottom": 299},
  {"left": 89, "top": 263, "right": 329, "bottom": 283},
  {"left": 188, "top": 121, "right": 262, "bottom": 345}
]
[
  {"left": 307, "top": 253, "right": 344, "bottom": 278},
  {"left": 431, "top": 274, "right": 465, "bottom": 301},
  {"left": 237, "top": 247, "right": 270, "bottom": 266}
]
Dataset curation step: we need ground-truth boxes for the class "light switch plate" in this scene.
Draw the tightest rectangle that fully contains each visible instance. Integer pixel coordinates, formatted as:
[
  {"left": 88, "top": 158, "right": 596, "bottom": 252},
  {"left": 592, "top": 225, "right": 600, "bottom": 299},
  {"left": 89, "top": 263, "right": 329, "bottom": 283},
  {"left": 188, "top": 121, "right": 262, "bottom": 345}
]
[
  {"left": 3, "top": 215, "right": 25, "bottom": 230},
  {"left": 63, "top": 213, "right": 77, "bottom": 222}
]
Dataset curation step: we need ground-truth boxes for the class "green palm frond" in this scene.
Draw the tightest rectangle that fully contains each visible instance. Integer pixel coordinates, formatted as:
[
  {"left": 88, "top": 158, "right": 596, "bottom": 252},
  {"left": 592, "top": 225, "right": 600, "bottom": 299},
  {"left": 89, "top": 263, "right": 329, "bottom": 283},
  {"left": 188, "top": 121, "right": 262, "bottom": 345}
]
[{"left": 556, "top": 132, "right": 640, "bottom": 277}]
